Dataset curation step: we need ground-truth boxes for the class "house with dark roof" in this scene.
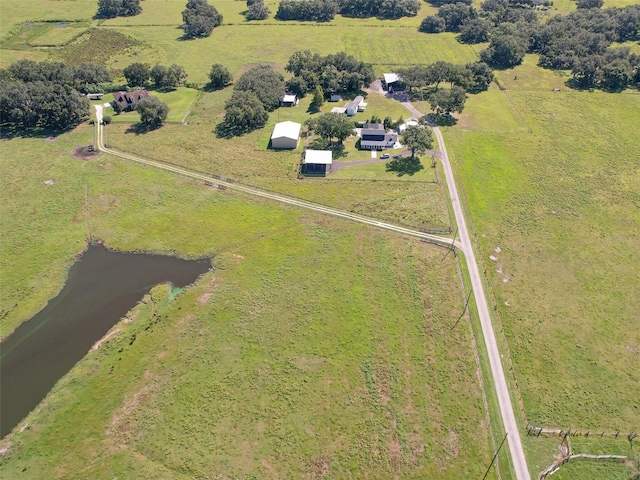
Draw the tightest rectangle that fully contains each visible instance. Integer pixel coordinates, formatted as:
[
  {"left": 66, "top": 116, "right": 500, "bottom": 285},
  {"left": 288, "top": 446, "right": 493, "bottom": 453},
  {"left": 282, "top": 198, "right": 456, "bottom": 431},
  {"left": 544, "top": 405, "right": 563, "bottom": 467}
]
[
  {"left": 359, "top": 123, "right": 398, "bottom": 150},
  {"left": 112, "top": 90, "right": 152, "bottom": 112}
]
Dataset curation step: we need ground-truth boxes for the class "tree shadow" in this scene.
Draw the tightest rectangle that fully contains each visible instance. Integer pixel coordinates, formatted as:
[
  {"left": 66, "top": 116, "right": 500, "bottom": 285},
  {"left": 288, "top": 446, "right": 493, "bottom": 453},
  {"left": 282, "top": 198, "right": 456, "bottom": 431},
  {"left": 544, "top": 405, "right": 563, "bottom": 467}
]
[
  {"left": 425, "top": 113, "right": 457, "bottom": 126},
  {"left": 0, "top": 125, "right": 74, "bottom": 140},
  {"left": 214, "top": 121, "right": 253, "bottom": 138},
  {"left": 385, "top": 156, "right": 424, "bottom": 176},
  {"left": 124, "top": 123, "right": 163, "bottom": 135}
]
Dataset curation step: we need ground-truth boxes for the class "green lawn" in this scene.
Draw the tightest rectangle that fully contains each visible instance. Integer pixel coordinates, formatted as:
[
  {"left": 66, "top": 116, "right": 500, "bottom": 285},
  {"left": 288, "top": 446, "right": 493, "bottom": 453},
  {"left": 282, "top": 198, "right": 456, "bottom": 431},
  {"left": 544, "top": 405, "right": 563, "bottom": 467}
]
[
  {"left": 105, "top": 87, "right": 200, "bottom": 124},
  {"left": 331, "top": 158, "right": 438, "bottom": 182},
  {"left": 0, "top": 124, "right": 493, "bottom": 478}
]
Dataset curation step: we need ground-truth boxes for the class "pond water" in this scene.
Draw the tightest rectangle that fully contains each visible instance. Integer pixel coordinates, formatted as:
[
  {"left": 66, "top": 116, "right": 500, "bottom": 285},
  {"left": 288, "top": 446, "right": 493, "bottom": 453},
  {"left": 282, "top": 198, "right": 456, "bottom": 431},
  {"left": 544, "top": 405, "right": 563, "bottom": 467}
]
[{"left": 0, "top": 244, "right": 211, "bottom": 438}]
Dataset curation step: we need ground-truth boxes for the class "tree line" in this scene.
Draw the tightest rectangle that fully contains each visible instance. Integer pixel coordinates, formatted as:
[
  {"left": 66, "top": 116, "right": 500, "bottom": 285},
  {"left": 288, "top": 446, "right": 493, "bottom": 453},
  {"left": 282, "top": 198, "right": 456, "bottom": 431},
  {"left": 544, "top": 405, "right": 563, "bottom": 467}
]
[
  {"left": 0, "top": 60, "right": 112, "bottom": 130},
  {"left": 419, "top": 1, "right": 640, "bottom": 90},
  {"left": 275, "top": 0, "right": 420, "bottom": 22},
  {"left": 285, "top": 50, "right": 375, "bottom": 98}
]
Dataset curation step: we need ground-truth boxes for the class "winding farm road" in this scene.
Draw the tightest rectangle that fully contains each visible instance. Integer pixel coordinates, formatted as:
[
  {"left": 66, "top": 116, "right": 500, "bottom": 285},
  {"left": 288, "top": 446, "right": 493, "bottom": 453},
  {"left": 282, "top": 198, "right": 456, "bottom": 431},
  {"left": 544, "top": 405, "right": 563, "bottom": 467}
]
[{"left": 95, "top": 103, "right": 530, "bottom": 480}]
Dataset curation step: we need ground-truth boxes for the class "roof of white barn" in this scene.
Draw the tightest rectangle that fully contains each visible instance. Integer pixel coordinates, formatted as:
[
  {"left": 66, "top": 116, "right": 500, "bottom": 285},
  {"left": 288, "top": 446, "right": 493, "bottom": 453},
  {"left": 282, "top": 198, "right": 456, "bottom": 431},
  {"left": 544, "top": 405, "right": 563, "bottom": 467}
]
[
  {"left": 271, "top": 121, "right": 301, "bottom": 140},
  {"left": 383, "top": 73, "right": 400, "bottom": 84},
  {"left": 283, "top": 94, "right": 297, "bottom": 103},
  {"left": 303, "top": 150, "right": 333, "bottom": 165}
]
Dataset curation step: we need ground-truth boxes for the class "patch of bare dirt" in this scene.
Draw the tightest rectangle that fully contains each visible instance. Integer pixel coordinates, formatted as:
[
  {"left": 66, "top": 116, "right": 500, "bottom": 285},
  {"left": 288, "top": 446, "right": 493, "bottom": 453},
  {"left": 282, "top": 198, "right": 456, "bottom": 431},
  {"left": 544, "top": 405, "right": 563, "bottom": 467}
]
[
  {"left": 197, "top": 276, "right": 218, "bottom": 304},
  {"left": 71, "top": 145, "right": 98, "bottom": 161},
  {"left": 308, "top": 455, "right": 330, "bottom": 479}
]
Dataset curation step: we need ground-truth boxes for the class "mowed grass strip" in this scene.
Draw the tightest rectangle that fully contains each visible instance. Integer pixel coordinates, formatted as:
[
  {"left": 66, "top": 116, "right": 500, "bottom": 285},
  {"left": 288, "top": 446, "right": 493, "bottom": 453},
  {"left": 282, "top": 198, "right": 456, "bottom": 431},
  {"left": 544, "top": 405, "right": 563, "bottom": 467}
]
[
  {"left": 447, "top": 84, "right": 640, "bottom": 430},
  {"left": 0, "top": 125, "right": 492, "bottom": 478}
]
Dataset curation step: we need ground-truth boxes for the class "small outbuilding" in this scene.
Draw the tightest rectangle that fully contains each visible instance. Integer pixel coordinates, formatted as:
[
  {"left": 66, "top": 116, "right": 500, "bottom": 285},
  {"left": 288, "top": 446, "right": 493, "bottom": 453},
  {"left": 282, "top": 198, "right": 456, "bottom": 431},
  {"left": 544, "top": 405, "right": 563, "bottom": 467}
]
[
  {"left": 271, "top": 121, "right": 301, "bottom": 149},
  {"left": 281, "top": 94, "right": 299, "bottom": 107},
  {"left": 302, "top": 150, "right": 333, "bottom": 176},
  {"left": 383, "top": 73, "right": 404, "bottom": 92},
  {"left": 86, "top": 93, "right": 104, "bottom": 100},
  {"left": 329, "top": 94, "right": 342, "bottom": 102},
  {"left": 345, "top": 95, "right": 364, "bottom": 116}
]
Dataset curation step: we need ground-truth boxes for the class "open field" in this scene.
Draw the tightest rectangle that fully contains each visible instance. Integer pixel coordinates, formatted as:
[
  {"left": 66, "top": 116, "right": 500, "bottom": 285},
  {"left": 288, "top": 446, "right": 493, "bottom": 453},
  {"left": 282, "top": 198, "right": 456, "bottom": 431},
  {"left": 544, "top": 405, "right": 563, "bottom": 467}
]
[
  {"left": 447, "top": 56, "right": 640, "bottom": 435},
  {"left": 0, "top": 125, "right": 493, "bottom": 478}
]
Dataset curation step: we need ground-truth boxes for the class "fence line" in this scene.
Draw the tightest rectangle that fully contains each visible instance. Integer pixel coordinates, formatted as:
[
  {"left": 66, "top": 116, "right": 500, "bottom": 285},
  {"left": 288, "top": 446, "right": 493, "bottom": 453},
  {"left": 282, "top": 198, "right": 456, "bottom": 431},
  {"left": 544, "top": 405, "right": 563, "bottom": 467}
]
[{"left": 527, "top": 424, "right": 637, "bottom": 442}]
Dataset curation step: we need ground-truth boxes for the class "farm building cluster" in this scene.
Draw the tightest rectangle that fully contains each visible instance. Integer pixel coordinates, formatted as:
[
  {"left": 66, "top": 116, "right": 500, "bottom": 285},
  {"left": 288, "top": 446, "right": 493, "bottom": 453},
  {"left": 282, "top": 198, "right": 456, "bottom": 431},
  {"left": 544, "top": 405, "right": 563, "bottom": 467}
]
[{"left": 268, "top": 73, "right": 411, "bottom": 176}]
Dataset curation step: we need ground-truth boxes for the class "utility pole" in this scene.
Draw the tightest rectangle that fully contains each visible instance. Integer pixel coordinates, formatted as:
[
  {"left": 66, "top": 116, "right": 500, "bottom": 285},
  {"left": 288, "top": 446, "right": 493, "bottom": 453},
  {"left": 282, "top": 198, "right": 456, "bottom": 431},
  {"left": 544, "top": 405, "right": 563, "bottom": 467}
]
[
  {"left": 482, "top": 432, "right": 508, "bottom": 480},
  {"left": 451, "top": 289, "right": 473, "bottom": 331}
]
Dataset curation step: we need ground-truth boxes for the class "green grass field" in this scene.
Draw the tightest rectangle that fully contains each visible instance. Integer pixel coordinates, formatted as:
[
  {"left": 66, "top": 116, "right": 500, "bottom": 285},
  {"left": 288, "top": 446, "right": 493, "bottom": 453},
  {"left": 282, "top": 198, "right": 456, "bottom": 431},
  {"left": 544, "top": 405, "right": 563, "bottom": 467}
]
[
  {"left": 447, "top": 56, "right": 640, "bottom": 436},
  {"left": 3, "top": 0, "right": 640, "bottom": 476},
  {"left": 0, "top": 125, "right": 494, "bottom": 478}
]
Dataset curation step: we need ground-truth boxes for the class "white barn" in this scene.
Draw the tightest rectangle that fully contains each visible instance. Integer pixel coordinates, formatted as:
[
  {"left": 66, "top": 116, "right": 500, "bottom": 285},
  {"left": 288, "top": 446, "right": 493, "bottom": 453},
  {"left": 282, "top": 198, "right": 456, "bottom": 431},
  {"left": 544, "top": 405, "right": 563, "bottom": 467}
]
[
  {"left": 302, "top": 150, "right": 333, "bottom": 175},
  {"left": 271, "top": 121, "right": 301, "bottom": 149}
]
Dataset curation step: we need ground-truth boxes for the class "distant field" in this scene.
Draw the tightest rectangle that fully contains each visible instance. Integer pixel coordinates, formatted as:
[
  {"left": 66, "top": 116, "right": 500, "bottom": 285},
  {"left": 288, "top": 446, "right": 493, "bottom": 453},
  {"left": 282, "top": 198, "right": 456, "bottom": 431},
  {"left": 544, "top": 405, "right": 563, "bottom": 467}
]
[
  {"left": 28, "top": 23, "right": 89, "bottom": 46},
  {"left": 0, "top": 125, "right": 492, "bottom": 478},
  {"left": 447, "top": 58, "right": 640, "bottom": 432},
  {"left": 0, "top": 0, "right": 95, "bottom": 40}
]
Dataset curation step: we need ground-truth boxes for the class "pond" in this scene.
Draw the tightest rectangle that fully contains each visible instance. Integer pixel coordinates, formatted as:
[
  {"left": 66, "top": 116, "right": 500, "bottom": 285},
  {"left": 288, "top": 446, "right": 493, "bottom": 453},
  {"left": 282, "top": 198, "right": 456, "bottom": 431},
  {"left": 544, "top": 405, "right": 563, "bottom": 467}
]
[{"left": 0, "top": 244, "right": 211, "bottom": 438}]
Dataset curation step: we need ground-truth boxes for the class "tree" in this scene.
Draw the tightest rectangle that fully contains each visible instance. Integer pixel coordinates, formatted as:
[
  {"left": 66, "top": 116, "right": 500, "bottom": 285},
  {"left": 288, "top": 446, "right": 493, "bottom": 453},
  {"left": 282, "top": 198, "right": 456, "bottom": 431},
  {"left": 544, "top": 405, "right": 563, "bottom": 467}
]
[
  {"left": 429, "top": 85, "right": 467, "bottom": 114},
  {"left": 465, "top": 61, "right": 494, "bottom": 91},
  {"left": 311, "top": 85, "right": 324, "bottom": 109},
  {"left": 123, "top": 63, "right": 150, "bottom": 87},
  {"left": 315, "top": 113, "right": 354, "bottom": 144},
  {"left": 480, "top": 34, "right": 527, "bottom": 68},
  {"left": 223, "top": 90, "right": 268, "bottom": 132},
  {"left": 0, "top": 82, "right": 89, "bottom": 130},
  {"left": 285, "top": 76, "right": 308, "bottom": 97},
  {"left": 97, "top": 0, "right": 141, "bottom": 18},
  {"left": 437, "top": 3, "right": 476, "bottom": 32},
  {"left": 402, "top": 125, "right": 433, "bottom": 159},
  {"left": 136, "top": 96, "right": 169, "bottom": 127},
  {"left": 150, "top": 64, "right": 167, "bottom": 88},
  {"left": 459, "top": 18, "right": 491, "bottom": 43},
  {"left": 208, "top": 64, "right": 232, "bottom": 89},
  {"left": 246, "top": 1, "right": 270, "bottom": 20},
  {"left": 577, "top": 0, "right": 603, "bottom": 9},
  {"left": 151, "top": 64, "right": 187, "bottom": 89},
  {"left": 235, "top": 65, "right": 285, "bottom": 111},
  {"left": 600, "top": 59, "right": 632, "bottom": 90},
  {"left": 420, "top": 16, "right": 446, "bottom": 33},
  {"left": 182, "top": 0, "right": 223, "bottom": 38}
]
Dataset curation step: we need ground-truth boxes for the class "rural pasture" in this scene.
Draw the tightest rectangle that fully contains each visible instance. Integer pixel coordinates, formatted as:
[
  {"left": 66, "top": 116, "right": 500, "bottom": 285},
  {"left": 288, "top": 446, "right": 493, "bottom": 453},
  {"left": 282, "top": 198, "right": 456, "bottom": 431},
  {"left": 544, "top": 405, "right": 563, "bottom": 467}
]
[
  {"left": 0, "top": 129, "right": 493, "bottom": 478},
  {"left": 1, "top": 0, "right": 640, "bottom": 477}
]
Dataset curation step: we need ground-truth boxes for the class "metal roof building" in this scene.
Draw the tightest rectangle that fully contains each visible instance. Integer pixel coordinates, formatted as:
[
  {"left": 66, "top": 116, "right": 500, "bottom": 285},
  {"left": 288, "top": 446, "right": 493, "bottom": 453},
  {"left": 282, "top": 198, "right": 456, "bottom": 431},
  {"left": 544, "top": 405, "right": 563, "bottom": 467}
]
[{"left": 271, "top": 121, "right": 301, "bottom": 149}]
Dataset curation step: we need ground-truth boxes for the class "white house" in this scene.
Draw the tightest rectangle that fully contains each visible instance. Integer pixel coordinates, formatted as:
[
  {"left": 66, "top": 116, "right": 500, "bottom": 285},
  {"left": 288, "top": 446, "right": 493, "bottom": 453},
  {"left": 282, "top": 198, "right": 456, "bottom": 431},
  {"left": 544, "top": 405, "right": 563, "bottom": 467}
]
[{"left": 271, "top": 121, "right": 301, "bottom": 149}]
